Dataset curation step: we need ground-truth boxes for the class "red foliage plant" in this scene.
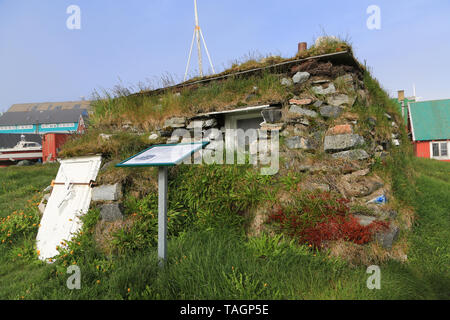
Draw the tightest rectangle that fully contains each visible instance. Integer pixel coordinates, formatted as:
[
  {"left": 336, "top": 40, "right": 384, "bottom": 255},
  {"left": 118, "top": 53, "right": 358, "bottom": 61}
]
[{"left": 267, "top": 192, "right": 389, "bottom": 248}]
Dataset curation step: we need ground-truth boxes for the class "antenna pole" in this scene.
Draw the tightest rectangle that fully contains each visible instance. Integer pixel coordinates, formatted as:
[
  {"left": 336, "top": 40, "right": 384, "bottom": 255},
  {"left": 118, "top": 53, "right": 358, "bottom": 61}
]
[
  {"left": 185, "top": 0, "right": 214, "bottom": 81},
  {"left": 184, "top": 29, "right": 196, "bottom": 81},
  {"left": 194, "top": 0, "right": 203, "bottom": 77}
]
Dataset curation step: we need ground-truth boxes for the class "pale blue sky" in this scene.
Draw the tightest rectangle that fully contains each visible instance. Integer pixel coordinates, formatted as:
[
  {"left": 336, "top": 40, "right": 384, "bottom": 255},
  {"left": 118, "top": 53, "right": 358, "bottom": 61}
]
[{"left": 1, "top": 0, "right": 449, "bottom": 112}]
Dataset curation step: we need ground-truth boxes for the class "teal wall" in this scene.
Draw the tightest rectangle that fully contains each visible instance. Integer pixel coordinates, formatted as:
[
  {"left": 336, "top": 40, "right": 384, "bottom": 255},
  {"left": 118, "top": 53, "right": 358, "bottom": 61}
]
[{"left": 0, "top": 122, "right": 78, "bottom": 134}]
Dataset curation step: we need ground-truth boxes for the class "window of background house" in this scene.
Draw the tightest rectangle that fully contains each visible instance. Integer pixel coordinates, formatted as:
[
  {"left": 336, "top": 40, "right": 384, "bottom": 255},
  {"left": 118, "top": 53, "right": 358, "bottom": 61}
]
[
  {"left": 441, "top": 143, "right": 448, "bottom": 156},
  {"left": 432, "top": 143, "right": 440, "bottom": 157}
]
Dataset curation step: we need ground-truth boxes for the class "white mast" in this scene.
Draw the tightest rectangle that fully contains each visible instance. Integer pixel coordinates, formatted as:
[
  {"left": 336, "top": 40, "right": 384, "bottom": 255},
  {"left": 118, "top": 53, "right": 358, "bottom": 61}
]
[{"left": 184, "top": 0, "right": 215, "bottom": 81}]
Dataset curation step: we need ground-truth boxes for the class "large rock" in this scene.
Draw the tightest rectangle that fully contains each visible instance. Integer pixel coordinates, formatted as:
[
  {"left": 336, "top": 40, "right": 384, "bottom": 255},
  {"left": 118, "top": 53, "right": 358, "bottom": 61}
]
[
  {"left": 375, "top": 225, "right": 400, "bottom": 250},
  {"left": 186, "top": 118, "right": 218, "bottom": 129},
  {"left": 286, "top": 136, "right": 312, "bottom": 150},
  {"left": 354, "top": 215, "right": 377, "bottom": 227},
  {"left": 327, "top": 124, "right": 353, "bottom": 135},
  {"left": 92, "top": 184, "right": 123, "bottom": 202},
  {"left": 281, "top": 78, "right": 293, "bottom": 86},
  {"left": 336, "top": 74, "right": 354, "bottom": 85},
  {"left": 16, "top": 160, "right": 34, "bottom": 166},
  {"left": 327, "top": 94, "right": 355, "bottom": 107},
  {"left": 289, "top": 105, "right": 318, "bottom": 118},
  {"left": 324, "top": 134, "right": 365, "bottom": 152},
  {"left": 292, "top": 72, "right": 310, "bottom": 84},
  {"left": 261, "top": 108, "right": 282, "bottom": 124},
  {"left": 339, "top": 175, "right": 384, "bottom": 198},
  {"left": 312, "top": 83, "right": 336, "bottom": 95},
  {"left": 319, "top": 105, "right": 344, "bottom": 119},
  {"left": 260, "top": 122, "right": 285, "bottom": 132},
  {"left": 289, "top": 98, "right": 312, "bottom": 105},
  {"left": 149, "top": 133, "right": 159, "bottom": 141},
  {"left": 100, "top": 203, "right": 123, "bottom": 222},
  {"left": 164, "top": 117, "right": 187, "bottom": 129},
  {"left": 331, "top": 149, "right": 370, "bottom": 160}
]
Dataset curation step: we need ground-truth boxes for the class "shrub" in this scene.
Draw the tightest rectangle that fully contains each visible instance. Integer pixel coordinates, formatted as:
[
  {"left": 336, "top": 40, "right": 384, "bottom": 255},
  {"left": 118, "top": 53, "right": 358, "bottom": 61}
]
[
  {"left": 0, "top": 205, "right": 40, "bottom": 247},
  {"left": 267, "top": 191, "right": 389, "bottom": 248}
]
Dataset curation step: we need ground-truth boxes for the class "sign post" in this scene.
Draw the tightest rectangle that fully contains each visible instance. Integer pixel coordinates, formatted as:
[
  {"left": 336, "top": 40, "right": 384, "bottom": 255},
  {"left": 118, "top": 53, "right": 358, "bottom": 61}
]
[
  {"left": 158, "top": 166, "right": 168, "bottom": 265},
  {"left": 116, "top": 142, "right": 209, "bottom": 266}
]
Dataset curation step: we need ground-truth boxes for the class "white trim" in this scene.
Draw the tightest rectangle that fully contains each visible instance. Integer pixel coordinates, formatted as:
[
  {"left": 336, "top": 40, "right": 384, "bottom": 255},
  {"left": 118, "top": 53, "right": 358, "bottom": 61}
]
[
  {"left": 429, "top": 140, "right": 450, "bottom": 160},
  {"left": 198, "top": 105, "right": 271, "bottom": 117},
  {"left": 408, "top": 102, "right": 416, "bottom": 141}
]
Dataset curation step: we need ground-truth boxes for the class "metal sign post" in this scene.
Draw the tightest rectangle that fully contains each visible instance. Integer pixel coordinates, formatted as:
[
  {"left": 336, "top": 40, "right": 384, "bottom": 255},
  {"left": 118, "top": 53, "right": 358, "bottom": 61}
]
[
  {"left": 158, "top": 166, "right": 168, "bottom": 266},
  {"left": 116, "top": 142, "right": 209, "bottom": 267}
]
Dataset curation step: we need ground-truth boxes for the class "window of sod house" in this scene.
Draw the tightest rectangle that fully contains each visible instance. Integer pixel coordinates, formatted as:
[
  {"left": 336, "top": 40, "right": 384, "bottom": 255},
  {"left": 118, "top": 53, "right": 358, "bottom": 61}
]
[{"left": 225, "top": 112, "right": 264, "bottom": 149}]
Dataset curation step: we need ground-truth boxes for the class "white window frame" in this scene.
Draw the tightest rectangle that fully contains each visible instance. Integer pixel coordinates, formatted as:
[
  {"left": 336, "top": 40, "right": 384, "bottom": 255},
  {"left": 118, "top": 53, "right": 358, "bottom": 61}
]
[{"left": 430, "top": 140, "right": 450, "bottom": 160}]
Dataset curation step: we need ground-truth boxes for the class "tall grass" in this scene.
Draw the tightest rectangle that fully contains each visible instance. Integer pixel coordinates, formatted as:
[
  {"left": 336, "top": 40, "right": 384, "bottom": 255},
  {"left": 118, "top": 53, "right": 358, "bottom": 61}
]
[{"left": 89, "top": 72, "right": 287, "bottom": 132}]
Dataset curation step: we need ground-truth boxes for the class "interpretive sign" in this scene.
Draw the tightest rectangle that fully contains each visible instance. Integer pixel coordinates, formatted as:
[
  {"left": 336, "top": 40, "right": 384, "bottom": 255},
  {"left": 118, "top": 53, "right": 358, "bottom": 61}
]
[
  {"left": 116, "top": 142, "right": 209, "bottom": 167},
  {"left": 116, "top": 142, "right": 209, "bottom": 266}
]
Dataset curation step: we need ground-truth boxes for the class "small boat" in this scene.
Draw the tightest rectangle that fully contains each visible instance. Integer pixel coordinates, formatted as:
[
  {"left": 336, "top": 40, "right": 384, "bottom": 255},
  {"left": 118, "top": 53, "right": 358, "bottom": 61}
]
[{"left": 0, "top": 135, "right": 43, "bottom": 163}]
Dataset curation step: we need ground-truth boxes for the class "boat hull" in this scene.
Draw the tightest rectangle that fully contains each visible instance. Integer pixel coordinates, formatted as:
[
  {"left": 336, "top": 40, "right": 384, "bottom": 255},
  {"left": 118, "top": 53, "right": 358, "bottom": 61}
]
[{"left": 0, "top": 149, "right": 43, "bottom": 162}]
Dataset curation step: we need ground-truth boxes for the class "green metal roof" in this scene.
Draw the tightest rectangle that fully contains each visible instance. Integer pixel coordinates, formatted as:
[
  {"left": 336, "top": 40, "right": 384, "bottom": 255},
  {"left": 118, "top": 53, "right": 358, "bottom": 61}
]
[
  {"left": 392, "top": 98, "right": 413, "bottom": 126},
  {"left": 409, "top": 99, "right": 450, "bottom": 141}
]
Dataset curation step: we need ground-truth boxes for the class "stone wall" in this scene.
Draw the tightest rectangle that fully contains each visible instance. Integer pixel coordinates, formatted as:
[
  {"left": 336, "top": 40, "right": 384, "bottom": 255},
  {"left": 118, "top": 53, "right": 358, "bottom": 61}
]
[{"left": 92, "top": 59, "right": 403, "bottom": 249}]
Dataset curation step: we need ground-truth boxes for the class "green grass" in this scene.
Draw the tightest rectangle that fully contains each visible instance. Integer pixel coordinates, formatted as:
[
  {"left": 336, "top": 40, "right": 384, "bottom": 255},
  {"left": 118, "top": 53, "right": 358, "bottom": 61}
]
[
  {"left": 0, "top": 156, "right": 448, "bottom": 300},
  {"left": 0, "top": 164, "right": 59, "bottom": 218}
]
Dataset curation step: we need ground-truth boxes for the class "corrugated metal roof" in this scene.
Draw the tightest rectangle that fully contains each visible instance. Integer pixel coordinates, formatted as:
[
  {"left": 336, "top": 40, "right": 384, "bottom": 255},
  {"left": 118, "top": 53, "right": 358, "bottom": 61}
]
[
  {"left": 409, "top": 99, "right": 450, "bottom": 141},
  {"left": 392, "top": 98, "right": 414, "bottom": 126},
  {"left": 0, "top": 109, "right": 85, "bottom": 126},
  {"left": 0, "top": 134, "right": 42, "bottom": 149},
  {"left": 7, "top": 100, "right": 92, "bottom": 113}
]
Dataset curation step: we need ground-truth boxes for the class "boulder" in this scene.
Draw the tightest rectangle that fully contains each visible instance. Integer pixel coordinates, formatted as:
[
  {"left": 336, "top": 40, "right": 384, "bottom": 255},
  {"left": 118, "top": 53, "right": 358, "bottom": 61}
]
[
  {"left": 327, "top": 124, "right": 353, "bottom": 135},
  {"left": 336, "top": 74, "right": 353, "bottom": 85},
  {"left": 313, "top": 100, "right": 324, "bottom": 108},
  {"left": 354, "top": 215, "right": 377, "bottom": 227},
  {"left": 300, "top": 181, "right": 330, "bottom": 192},
  {"left": 319, "top": 105, "right": 344, "bottom": 119},
  {"left": 16, "top": 160, "right": 34, "bottom": 166},
  {"left": 92, "top": 184, "right": 123, "bottom": 202},
  {"left": 375, "top": 225, "right": 400, "bottom": 249},
  {"left": 289, "top": 98, "right": 312, "bottom": 105},
  {"left": 324, "top": 134, "right": 365, "bottom": 152},
  {"left": 164, "top": 117, "right": 187, "bottom": 129},
  {"left": 331, "top": 149, "right": 370, "bottom": 160},
  {"left": 312, "top": 83, "right": 336, "bottom": 95},
  {"left": 260, "top": 123, "right": 285, "bottom": 132},
  {"left": 261, "top": 108, "right": 283, "bottom": 124},
  {"left": 149, "top": 133, "right": 159, "bottom": 141},
  {"left": 286, "top": 136, "right": 313, "bottom": 150},
  {"left": 292, "top": 72, "right": 310, "bottom": 84},
  {"left": 281, "top": 78, "right": 293, "bottom": 86},
  {"left": 289, "top": 105, "right": 318, "bottom": 118},
  {"left": 339, "top": 174, "right": 384, "bottom": 198},
  {"left": 167, "top": 135, "right": 182, "bottom": 144},
  {"left": 327, "top": 94, "right": 355, "bottom": 107},
  {"left": 100, "top": 203, "right": 123, "bottom": 222}
]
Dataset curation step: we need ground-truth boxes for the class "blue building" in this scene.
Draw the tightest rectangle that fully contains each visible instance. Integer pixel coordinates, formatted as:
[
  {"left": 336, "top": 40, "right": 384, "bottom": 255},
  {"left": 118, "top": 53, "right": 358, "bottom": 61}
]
[{"left": 0, "top": 109, "right": 87, "bottom": 134}]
